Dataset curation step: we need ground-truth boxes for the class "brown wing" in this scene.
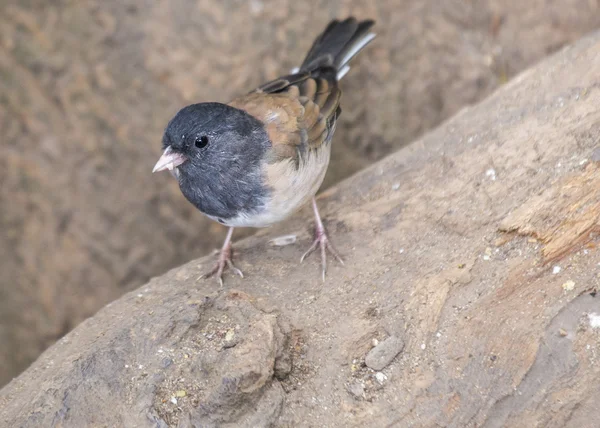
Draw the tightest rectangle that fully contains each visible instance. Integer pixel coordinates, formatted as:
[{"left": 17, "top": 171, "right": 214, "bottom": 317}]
[{"left": 228, "top": 71, "right": 341, "bottom": 165}]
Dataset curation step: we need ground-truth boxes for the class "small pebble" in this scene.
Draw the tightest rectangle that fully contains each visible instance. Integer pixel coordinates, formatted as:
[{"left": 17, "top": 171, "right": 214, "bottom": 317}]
[
  {"left": 269, "top": 234, "right": 297, "bottom": 246},
  {"left": 170, "top": 397, "right": 177, "bottom": 405},
  {"left": 483, "top": 247, "right": 492, "bottom": 261},
  {"left": 392, "top": 183, "right": 400, "bottom": 190},
  {"left": 559, "top": 328, "right": 568, "bottom": 337},
  {"left": 347, "top": 381, "right": 365, "bottom": 399},
  {"left": 552, "top": 266, "right": 561, "bottom": 274},
  {"left": 365, "top": 335, "right": 405, "bottom": 371},
  {"left": 223, "top": 328, "right": 237, "bottom": 348},
  {"left": 175, "top": 390, "right": 187, "bottom": 398},
  {"left": 161, "top": 358, "right": 173, "bottom": 369}
]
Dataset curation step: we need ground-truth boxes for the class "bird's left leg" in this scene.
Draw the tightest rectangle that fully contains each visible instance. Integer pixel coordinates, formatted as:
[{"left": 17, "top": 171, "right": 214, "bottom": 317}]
[{"left": 301, "top": 197, "right": 344, "bottom": 281}]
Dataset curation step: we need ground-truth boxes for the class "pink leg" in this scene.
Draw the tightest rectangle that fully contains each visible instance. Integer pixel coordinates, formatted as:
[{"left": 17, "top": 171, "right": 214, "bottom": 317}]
[
  {"left": 300, "top": 197, "right": 344, "bottom": 281},
  {"left": 203, "top": 227, "right": 243, "bottom": 287}
]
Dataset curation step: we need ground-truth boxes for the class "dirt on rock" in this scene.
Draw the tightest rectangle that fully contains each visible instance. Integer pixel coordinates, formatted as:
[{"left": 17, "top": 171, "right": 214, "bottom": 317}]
[{"left": 1, "top": 0, "right": 599, "bottom": 386}]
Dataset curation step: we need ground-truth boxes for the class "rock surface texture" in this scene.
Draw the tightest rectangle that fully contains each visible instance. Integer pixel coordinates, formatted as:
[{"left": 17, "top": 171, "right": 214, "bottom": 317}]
[
  {"left": 2, "top": 0, "right": 600, "bottom": 386},
  {"left": 2, "top": 29, "right": 600, "bottom": 427}
]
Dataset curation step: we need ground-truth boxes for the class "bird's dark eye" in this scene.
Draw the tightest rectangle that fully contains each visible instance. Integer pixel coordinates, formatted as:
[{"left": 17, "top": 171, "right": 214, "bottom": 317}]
[{"left": 195, "top": 135, "right": 209, "bottom": 149}]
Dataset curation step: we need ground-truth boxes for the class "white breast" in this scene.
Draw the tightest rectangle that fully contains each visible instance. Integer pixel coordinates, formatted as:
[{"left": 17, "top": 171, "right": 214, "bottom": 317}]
[{"left": 220, "top": 145, "right": 331, "bottom": 228}]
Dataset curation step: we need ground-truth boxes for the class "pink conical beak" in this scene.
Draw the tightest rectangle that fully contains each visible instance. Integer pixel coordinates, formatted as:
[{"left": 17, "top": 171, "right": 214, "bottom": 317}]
[{"left": 152, "top": 146, "right": 188, "bottom": 173}]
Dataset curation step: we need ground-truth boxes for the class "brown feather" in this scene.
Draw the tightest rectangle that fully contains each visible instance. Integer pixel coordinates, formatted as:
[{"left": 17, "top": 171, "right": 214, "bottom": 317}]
[{"left": 228, "top": 72, "right": 341, "bottom": 167}]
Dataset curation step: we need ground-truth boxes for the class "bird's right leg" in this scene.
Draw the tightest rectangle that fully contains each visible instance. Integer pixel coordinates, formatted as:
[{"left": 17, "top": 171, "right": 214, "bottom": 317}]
[{"left": 203, "top": 227, "right": 243, "bottom": 287}]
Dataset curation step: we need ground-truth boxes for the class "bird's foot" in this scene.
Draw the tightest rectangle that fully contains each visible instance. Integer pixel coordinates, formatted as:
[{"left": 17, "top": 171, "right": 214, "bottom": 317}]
[
  {"left": 202, "top": 228, "right": 243, "bottom": 287},
  {"left": 301, "top": 225, "right": 344, "bottom": 282}
]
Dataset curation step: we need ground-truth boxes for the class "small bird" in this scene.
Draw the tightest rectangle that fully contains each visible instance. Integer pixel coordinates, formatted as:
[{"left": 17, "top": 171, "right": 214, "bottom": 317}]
[{"left": 153, "top": 17, "right": 376, "bottom": 285}]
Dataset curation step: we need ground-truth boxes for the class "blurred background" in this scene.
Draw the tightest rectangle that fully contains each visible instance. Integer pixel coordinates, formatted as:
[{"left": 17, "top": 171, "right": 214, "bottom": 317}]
[{"left": 0, "top": 0, "right": 599, "bottom": 387}]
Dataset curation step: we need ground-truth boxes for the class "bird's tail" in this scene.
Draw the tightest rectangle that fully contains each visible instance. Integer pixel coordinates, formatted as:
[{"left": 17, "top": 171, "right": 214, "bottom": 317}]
[{"left": 299, "top": 18, "right": 376, "bottom": 81}]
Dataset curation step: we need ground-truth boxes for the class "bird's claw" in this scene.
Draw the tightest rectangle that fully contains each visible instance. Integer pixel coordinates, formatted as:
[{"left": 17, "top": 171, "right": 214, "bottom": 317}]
[
  {"left": 202, "top": 244, "right": 243, "bottom": 287},
  {"left": 301, "top": 226, "right": 344, "bottom": 281}
]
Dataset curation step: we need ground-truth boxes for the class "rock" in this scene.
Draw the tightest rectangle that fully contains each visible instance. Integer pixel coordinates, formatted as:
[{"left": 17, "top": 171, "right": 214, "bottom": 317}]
[
  {"left": 2, "top": 0, "right": 600, "bottom": 388},
  {"left": 4, "top": 26, "right": 600, "bottom": 428},
  {"left": 0, "top": 289, "right": 291, "bottom": 427},
  {"left": 365, "top": 336, "right": 405, "bottom": 371}
]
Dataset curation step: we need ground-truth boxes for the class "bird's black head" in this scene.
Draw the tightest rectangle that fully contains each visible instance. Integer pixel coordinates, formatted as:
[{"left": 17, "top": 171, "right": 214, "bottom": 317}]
[{"left": 154, "top": 102, "right": 271, "bottom": 222}]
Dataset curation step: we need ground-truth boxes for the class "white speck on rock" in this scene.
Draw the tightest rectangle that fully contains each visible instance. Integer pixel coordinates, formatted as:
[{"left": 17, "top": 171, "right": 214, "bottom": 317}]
[
  {"left": 552, "top": 266, "right": 561, "bottom": 274},
  {"left": 170, "top": 397, "right": 178, "bottom": 405},
  {"left": 392, "top": 183, "right": 400, "bottom": 190},
  {"left": 249, "top": 0, "right": 264, "bottom": 15},
  {"left": 589, "top": 313, "right": 600, "bottom": 329},
  {"left": 421, "top": 343, "right": 426, "bottom": 350},
  {"left": 485, "top": 168, "right": 496, "bottom": 180},
  {"left": 562, "top": 280, "right": 575, "bottom": 291},
  {"left": 375, "top": 372, "right": 387, "bottom": 384}
]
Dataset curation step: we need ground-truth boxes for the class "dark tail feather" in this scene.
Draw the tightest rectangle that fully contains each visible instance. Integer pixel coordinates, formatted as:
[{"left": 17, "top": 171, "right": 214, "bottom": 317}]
[{"left": 300, "top": 18, "right": 376, "bottom": 78}]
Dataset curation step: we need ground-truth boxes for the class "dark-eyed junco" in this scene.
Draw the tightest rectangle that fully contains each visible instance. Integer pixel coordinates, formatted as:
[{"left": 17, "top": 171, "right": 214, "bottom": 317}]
[{"left": 153, "top": 17, "right": 376, "bottom": 285}]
